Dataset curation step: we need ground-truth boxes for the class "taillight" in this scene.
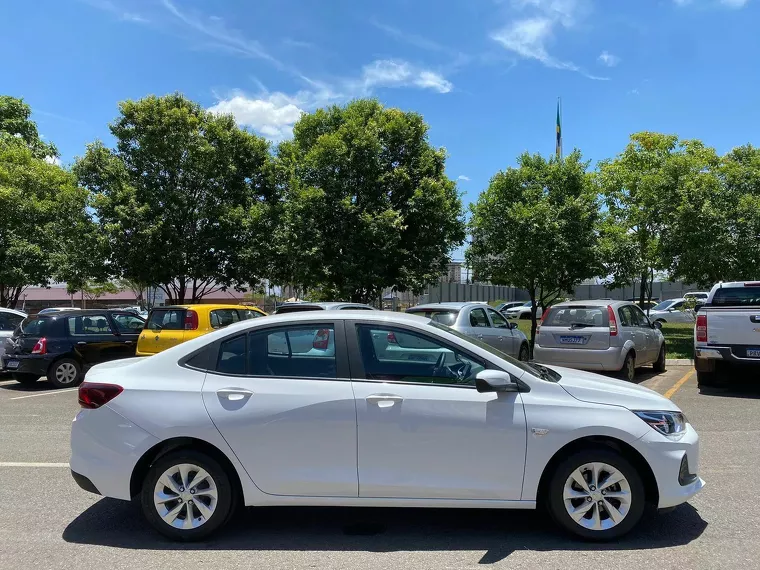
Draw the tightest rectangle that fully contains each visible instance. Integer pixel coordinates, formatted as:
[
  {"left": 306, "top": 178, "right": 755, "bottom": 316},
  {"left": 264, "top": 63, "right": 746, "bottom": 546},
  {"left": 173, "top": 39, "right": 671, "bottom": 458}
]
[
  {"left": 184, "top": 310, "right": 199, "bottom": 330},
  {"left": 32, "top": 337, "right": 47, "bottom": 355},
  {"left": 607, "top": 305, "right": 618, "bottom": 336},
  {"left": 387, "top": 331, "right": 398, "bottom": 344},
  {"left": 313, "top": 329, "right": 330, "bottom": 349},
  {"left": 78, "top": 382, "right": 123, "bottom": 409},
  {"left": 696, "top": 314, "right": 707, "bottom": 343},
  {"left": 537, "top": 307, "right": 551, "bottom": 333}
]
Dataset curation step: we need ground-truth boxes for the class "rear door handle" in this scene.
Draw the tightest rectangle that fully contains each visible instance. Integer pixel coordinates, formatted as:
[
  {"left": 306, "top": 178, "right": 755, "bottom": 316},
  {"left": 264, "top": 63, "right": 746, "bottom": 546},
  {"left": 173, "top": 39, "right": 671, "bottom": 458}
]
[
  {"left": 124, "top": 341, "right": 133, "bottom": 344},
  {"left": 217, "top": 388, "right": 253, "bottom": 401},
  {"left": 476, "top": 334, "right": 484, "bottom": 339},
  {"left": 366, "top": 393, "right": 403, "bottom": 408},
  {"left": 77, "top": 341, "right": 87, "bottom": 345}
]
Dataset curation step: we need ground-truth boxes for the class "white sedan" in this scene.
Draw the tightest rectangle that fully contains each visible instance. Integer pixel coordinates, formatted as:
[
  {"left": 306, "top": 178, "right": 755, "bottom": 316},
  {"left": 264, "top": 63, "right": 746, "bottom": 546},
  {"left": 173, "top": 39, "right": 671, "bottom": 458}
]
[
  {"left": 505, "top": 301, "right": 543, "bottom": 320},
  {"left": 647, "top": 299, "right": 695, "bottom": 325},
  {"left": 70, "top": 311, "right": 703, "bottom": 541}
]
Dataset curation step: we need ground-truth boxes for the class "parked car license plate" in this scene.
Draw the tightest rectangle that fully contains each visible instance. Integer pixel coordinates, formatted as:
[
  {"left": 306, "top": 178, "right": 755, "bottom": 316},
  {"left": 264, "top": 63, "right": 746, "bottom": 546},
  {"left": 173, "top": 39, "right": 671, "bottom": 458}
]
[
  {"left": 4, "top": 360, "right": 19, "bottom": 369},
  {"left": 747, "top": 349, "right": 760, "bottom": 358},
  {"left": 559, "top": 336, "right": 585, "bottom": 345}
]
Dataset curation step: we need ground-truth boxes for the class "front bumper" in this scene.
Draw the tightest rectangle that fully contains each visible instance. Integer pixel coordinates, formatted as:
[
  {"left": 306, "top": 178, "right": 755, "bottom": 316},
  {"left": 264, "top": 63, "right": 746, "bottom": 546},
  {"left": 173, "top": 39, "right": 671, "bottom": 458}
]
[
  {"left": 70, "top": 405, "right": 160, "bottom": 501},
  {"left": 533, "top": 345, "right": 624, "bottom": 372},
  {"left": 634, "top": 422, "right": 704, "bottom": 509}
]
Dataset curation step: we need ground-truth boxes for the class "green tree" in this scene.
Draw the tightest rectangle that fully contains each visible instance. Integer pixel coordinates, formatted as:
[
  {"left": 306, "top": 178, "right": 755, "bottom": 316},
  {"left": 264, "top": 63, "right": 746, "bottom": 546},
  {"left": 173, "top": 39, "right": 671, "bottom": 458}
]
[
  {"left": 597, "top": 132, "right": 716, "bottom": 306},
  {"left": 0, "top": 96, "right": 57, "bottom": 160},
  {"left": 273, "top": 99, "right": 465, "bottom": 303},
  {"left": 467, "top": 151, "right": 600, "bottom": 351},
  {"left": 0, "top": 137, "right": 90, "bottom": 307},
  {"left": 75, "top": 93, "right": 275, "bottom": 304}
]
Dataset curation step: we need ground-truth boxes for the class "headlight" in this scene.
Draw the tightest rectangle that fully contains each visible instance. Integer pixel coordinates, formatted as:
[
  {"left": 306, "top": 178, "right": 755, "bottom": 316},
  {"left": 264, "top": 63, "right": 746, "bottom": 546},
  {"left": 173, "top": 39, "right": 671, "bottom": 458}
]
[{"left": 634, "top": 411, "right": 687, "bottom": 439}]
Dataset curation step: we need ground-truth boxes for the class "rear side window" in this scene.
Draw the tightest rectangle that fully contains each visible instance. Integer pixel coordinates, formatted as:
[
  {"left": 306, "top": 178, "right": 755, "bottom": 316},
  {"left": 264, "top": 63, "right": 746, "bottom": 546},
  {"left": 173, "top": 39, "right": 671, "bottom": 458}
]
[
  {"left": 210, "top": 309, "right": 241, "bottom": 329},
  {"left": 249, "top": 326, "right": 337, "bottom": 378},
  {"left": 19, "top": 317, "right": 48, "bottom": 336},
  {"left": 0, "top": 312, "right": 24, "bottom": 332},
  {"left": 469, "top": 308, "right": 489, "bottom": 327},
  {"left": 406, "top": 309, "right": 459, "bottom": 326},
  {"left": 711, "top": 287, "right": 760, "bottom": 307},
  {"left": 67, "top": 315, "right": 112, "bottom": 335},
  {"left": 216, "top": 335, "right": 247, "bottom": 375},
  {"left": 147, "top": 309, "right": 184, "bottom": 331},
  {"left": 543, "top": 307, "right": 605, "bottom": 327}
]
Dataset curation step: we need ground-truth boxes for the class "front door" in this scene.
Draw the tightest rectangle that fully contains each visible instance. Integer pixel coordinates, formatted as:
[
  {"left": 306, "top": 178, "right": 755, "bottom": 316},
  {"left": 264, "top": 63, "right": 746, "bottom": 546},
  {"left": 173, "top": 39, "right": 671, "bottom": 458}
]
[
  {"left": 201, "top": 321, "right": 358, "bottom": 497},
  {"left": 486, "top": 307, "right": 515, "bottom": 356},
  {"left": 618, "top": 306, "right": 648, "bottom": 364},
  {"left": 349, "top": 322, "right": 527, "bottom": 500},
  {"left": 631, "top": 306, "right": 657, "bottom": 363}
]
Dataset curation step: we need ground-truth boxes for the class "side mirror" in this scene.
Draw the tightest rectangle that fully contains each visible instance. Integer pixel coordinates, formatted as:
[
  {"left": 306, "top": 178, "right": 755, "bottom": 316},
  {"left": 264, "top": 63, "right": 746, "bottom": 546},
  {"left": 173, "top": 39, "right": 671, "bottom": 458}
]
[
  {"left": 475, "top": 370, "right": 519, "bottom": 393},
  {"left": 509, "top": 322, "right": 519, "bottom": 330},
  {"left": 653, "top": 321, "right": 662, "bottom": 330}
]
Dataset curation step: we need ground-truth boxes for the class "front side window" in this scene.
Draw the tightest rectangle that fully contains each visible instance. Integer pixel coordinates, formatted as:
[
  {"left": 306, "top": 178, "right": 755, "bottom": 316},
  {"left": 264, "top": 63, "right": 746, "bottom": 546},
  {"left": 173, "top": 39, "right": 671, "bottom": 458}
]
[
  {"left": 618, "top": 306, "right": 634, "bottom": 327},
  {"left": 631, "top": 306, "right": 651, "bottom": 327},
  {"left": 487, "top": 308, "right": 510, "bottom": 329},
  {"left": 67, "top": 315, "right": 112, "bottom": 335},
  {"left": 111, "top": 313, "right": 145, "bottom": 333},
  {"left": 248, "top": 326, "right": 337, "bottom": 378},
  {"left": 239, "top": 309, "right": 263, "bottom": 320},
  {"left": 210, "top": 309, "right": 241, "bottom": 329},
  {"left": 356, "top": 325, "right": 484, "bottom": 386},
  {"left": 469, "top": 308, "right": 489, "bottom": 328},
  {"left": 147, "top": 309, "right": 184, "bottom": 331}
]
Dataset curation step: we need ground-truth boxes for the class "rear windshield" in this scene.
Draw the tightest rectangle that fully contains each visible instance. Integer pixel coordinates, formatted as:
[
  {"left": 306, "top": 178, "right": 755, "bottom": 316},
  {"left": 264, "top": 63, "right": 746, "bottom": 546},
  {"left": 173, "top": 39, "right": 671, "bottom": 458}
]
[
  {"left": 275, "top": 305, "right": 324, "bottom": 314},
  {"left": 147, "top": 309, "right": 185, "bottom": 330},
  {"left": 711, "top": 287, "right": 760, "bottom": 307},
  {"left": 406, "top": 309, "right": 459, "bottom": 326},
  {"left": 18, "top": 317, "right": 48, "bottom": 336},
  {"left": 0, "top": 312, "right": 24, "bottom": 332},
  {"left": 543, "top": 306, "right": 606, "bottom": 327}
]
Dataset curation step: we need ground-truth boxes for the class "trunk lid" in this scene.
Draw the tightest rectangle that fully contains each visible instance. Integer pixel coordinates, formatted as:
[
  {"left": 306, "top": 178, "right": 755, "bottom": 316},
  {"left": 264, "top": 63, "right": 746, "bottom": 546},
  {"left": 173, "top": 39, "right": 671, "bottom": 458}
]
[
  {"left": 701, "top": 285, "right": 760, "bottom": 347},
  {"left": 5, "top": 316, "right": 50, "bottom": 355},
  {"left": 536, "top": 306, "right": 611, "bottom": 350}
]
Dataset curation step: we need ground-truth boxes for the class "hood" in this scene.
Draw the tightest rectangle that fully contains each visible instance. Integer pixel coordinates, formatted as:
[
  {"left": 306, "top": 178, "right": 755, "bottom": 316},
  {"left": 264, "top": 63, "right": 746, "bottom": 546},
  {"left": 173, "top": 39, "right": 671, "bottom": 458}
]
[{"left": 550, "top": 365, "right": 680, "bottom": 412}]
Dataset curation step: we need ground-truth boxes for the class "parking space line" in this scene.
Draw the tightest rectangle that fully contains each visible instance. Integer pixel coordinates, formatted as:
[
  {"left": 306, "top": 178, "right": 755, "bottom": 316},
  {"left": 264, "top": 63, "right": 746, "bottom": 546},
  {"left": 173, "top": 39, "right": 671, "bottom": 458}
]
[
  {"left": 10, "top": 388, "right": 78, "bottom": 400},
  {"left": 0, "top": 462, "right": 69, "bottom": 467},
  {"left": 664, "top": 369, "right": 695, "bottom": 399}
]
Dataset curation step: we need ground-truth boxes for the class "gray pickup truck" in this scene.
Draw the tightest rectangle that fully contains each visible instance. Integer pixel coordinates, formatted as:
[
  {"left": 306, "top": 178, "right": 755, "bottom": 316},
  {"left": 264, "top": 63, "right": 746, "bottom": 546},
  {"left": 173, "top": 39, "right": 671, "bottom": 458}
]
[{"left": 694, "top": 282, "right": 760, "bottom": 388}]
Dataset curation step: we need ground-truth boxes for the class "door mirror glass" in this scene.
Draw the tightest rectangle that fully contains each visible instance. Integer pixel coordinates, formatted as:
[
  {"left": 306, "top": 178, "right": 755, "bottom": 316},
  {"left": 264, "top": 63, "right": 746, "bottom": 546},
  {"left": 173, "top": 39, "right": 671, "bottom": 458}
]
[
  {"left": 509, "top": 322, "right": 519, "bottom": 330},
  {"left": 475, "top": 370, "right": 519, "bottom": 393},
  {"left": 652, "top": 320, "right": 662, "bottom": 330}
]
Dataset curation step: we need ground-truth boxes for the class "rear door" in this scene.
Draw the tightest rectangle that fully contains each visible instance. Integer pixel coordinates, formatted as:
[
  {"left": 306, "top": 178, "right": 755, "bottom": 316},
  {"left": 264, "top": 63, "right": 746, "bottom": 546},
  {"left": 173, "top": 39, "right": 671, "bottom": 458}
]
[
  {"left": 140, "top": 309, "right": 186, "bottom": 354},
  {"left": 536, "top": 306, "right": 610, "bottom": 350},
  {"left": 486, "top": 307, "right": 515, "bottom": 356},
  {"left": 201, "top": 321, "right": 358, "bottom": 497},
  {"left": 65, "top": 314, "right": 124, "bottom": 366}
]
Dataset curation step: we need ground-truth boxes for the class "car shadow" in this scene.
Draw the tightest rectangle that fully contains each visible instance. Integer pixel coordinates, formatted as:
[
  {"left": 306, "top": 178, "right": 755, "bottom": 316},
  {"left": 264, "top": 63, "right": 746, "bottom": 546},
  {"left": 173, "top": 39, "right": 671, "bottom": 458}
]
[
  {"left": 63, "top": 501, "right": 707, "bottom": 562},
  {"left": 0, "top": 378, "right": 56, "bottom": 392},
  {"left": 698, "top": 384, "right": 760, "bottom": 399}
]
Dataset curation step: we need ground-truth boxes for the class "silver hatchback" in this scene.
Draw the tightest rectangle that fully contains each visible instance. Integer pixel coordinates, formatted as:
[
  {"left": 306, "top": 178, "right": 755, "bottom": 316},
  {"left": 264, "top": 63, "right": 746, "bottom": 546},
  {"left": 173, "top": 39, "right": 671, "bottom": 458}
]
[
  {"left": 406, "top": 302, "right": 530, "bottom": 361},
  {"left": 533, "top": 300, "right": 666, "bottom": 381}
]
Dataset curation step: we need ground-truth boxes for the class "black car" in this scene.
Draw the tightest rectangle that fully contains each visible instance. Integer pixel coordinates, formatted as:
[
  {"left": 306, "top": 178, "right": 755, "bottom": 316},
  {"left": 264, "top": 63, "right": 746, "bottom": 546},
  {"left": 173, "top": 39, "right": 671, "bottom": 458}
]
[{"left": 1, "top": 309, "right": 145, "bottom": 388}]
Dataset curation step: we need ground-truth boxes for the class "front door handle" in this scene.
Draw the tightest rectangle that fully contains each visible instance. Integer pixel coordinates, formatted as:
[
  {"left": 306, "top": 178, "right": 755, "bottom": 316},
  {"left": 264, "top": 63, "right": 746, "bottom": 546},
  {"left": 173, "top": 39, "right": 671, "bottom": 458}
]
[
  {"left": 366, "top": 393, "right": 403, "bottom": 408},
  {"left": 217, "top": 388, "right": 253, "bottom": 401},
  {"left": 124, "top": 340, "right": 133, "bottom": 344},
  {"left": 77, "top": 341, "right": 87, "bottom": 345},
  {"left": 476, "top": 334, "right": 484, "bottom": 340}
]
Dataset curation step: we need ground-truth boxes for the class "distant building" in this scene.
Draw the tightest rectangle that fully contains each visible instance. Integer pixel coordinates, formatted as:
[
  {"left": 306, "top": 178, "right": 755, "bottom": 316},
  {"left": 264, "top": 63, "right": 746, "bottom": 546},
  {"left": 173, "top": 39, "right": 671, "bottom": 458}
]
[{"left": 444, "top": 262, "right": 462, "bottom": 283}]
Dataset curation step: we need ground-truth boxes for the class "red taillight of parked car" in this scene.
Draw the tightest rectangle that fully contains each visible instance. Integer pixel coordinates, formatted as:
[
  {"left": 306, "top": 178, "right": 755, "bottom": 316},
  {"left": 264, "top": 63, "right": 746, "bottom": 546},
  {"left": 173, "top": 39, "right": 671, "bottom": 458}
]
[
  {"left": 32, "top": 337, "right": 47, "bottom": 355},
  {"left": 387, "top": 331, "right": 398, "bottom": 344},
  {"left": 696, "top": 314, "right": 708, "bottom": 343},
  {"left": 537, "top": 307, "right": 551, "bottom": 333},
  {"left": 607, "top": 305, "right": 618, "bottom": 336},
  {"left": 78, "top": 382, "right": 123, "bottom": 409},
  {"left": 313, "top": 329, "right": 330, "bottom": 350},
  {"left": 184, "top": 310, "right": 199, "bottom": 331}
]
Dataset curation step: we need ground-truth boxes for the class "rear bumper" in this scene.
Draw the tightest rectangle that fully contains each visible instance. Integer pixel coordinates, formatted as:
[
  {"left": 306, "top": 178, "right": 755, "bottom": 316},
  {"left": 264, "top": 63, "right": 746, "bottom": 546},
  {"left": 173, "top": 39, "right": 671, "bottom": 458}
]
[
  {"left": 533, "top": 345, "right": 624, "bottom": 372},
  {"left": 1, "top": 354, "right": 53, "bottom": 376},
  {"left": 71, "top": 470, "right": 100, "bottom": 495},
  {"left": 695, "top": 345, "right": 760, "bottom": 365}
]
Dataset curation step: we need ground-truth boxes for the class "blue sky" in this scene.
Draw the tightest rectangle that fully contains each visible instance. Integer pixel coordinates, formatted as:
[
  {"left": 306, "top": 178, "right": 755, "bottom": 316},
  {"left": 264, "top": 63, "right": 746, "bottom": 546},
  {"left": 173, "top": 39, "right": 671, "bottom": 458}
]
[{"left": 4, "top": 0, "right": 759, "bottom": 217}]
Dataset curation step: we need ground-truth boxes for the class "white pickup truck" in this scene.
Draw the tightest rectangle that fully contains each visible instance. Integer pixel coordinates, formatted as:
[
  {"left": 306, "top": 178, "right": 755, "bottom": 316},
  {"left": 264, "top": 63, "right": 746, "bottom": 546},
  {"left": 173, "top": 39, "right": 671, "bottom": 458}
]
[{"left": 694, "top": 281, "right": 760, "bottom": 388}]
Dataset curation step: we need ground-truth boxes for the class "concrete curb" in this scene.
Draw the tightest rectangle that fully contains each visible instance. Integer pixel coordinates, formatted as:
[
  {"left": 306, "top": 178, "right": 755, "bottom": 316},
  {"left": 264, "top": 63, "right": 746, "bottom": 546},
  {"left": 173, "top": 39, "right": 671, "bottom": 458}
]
[{"left": 666, "top": 359, "right": 694, "bottom": 366}]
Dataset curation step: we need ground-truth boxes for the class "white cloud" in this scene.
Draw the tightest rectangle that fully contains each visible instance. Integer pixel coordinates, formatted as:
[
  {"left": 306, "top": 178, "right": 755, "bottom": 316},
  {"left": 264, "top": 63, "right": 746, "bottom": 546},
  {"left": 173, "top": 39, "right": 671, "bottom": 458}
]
[
  {"left": 44, "top": 155, "right": 62, "bottom": 166},
  {"left": 208, "top": 92, "right": 305, "bottom": 142},
  {"left": 598, "top": 50, "right": 620, "bottom": 67},
  {"left": 360, "top": 60, "right": 453, "bottom": 93},
  {"left": 458, "top": 175, "right": 471, "bottom": 181},
  {"left": 491, "top": 0, "right": 606, "bottom": 79}
]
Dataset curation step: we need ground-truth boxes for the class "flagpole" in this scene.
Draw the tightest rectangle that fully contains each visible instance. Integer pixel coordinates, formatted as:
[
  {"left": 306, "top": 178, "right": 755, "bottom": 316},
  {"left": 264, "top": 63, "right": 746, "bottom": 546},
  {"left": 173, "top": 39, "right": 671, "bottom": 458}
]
[{"left": 559, "top": 97, "right": 562, "bottom": 159}]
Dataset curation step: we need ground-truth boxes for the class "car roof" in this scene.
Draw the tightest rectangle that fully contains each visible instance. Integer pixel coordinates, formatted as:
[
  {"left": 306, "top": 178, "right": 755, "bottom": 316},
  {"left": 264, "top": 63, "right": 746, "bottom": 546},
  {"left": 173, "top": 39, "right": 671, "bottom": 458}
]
[
  {"left": 0, "top": 308, "right": 27, "bottom": 317},
  {"left": 550, "top": 299, "right": 631, "bottom": 308},
  {"left": 154, "top": 304, "right": 256, "bottom": 311},
  {"left": 33, "top": 309, "right": 132, "bottom": 318},
  {"left": 408, "top": 302, "right": 487, "bottom": 311}
]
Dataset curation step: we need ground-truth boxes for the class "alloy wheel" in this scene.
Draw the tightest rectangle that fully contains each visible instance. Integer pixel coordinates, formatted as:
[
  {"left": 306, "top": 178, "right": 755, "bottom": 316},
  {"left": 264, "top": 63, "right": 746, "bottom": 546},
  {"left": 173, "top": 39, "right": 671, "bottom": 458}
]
[
  {"left": 153, "top": 463, "right": 219, "bottom": 529},
  {"left": 563, "top": 462, "right": 632, "bottom": 531},
  {"left": 55, "top": 362, "right": 78, "bottom": 385}
]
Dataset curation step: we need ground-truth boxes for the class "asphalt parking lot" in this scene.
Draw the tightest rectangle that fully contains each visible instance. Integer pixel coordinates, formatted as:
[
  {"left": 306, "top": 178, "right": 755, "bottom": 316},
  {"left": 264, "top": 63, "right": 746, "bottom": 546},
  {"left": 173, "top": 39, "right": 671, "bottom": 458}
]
[{"left": 1, "top": 366, "right": 759, "bottom": 570}]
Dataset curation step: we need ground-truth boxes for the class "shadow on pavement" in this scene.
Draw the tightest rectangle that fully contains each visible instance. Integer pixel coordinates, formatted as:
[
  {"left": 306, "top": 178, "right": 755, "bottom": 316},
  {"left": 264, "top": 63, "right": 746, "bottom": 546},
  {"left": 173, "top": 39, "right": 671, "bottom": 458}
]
[
  {"left": 63, "top": 501, "right": 707, "bottom": 563},
  {"left": 0, "top": 379, "right": 56, "bottom": 392}
]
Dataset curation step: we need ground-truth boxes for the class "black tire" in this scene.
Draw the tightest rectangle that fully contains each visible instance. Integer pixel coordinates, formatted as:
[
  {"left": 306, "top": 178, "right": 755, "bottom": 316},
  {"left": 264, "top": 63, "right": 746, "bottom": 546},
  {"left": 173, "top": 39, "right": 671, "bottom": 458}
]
[
  {"left": 547, "top": 448, "right": 646, "bottom": 541},
  {"left": 619, "top": 352, "right": 636, "bottom": 382},
  {"left": 140, "top": 450, "right": 234, "bottom": 541},
  {"left": 12, "top": 373, "right": 39, "bottom": 385},
  {"left": 653, "top": 344, "right": 666, "bottom": 373},
  {"left": 47, "top": 358, "right": 82, "bottom": 389},
  {"left": 518, "top": 343, "right": 530, "bottom": 362}
]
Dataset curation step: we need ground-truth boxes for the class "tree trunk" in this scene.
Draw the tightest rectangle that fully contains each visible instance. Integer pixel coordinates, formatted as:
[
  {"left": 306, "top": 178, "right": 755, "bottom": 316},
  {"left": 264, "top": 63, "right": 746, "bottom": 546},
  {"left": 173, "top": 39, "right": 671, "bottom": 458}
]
[
  {"left": 638, "top": 271, "right": 648, "bottom": 308},
  {"left": 528, "top": 288, "right": 538, "bottom": 357}
]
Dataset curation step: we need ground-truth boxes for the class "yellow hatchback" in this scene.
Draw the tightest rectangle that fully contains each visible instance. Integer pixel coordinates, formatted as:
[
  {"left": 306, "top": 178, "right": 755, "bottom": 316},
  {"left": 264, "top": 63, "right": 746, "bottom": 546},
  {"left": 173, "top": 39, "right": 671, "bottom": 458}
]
[{"left": 136, "top": 304, "right": 266, "bottom": 356}]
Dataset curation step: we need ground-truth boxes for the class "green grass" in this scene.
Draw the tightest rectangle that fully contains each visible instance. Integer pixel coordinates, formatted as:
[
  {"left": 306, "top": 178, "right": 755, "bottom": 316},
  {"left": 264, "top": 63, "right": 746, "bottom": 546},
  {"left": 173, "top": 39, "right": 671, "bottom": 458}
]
[{"left": 513, "top": 318, "right": 694, "bottom": 359}]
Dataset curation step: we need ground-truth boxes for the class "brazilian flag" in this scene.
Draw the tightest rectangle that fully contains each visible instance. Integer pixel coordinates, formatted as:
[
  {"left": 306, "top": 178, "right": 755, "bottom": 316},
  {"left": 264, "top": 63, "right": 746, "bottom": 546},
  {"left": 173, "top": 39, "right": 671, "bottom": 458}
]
[{"left": 556, "top": 100, "right": 562, "bottom": 159}]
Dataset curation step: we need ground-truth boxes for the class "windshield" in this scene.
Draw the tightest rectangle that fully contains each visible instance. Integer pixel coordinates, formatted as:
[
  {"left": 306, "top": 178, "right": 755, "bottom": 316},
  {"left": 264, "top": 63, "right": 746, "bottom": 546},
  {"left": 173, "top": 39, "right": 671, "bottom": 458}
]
[
  {"left": 428, "top": 321, "right": 557, "bottom": 380},
  {"left": 712, "top": 286, "right": 760, "bottom": 307},
  {"left": 652, "top": 300, "right": 675, "bottom": 311}
]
